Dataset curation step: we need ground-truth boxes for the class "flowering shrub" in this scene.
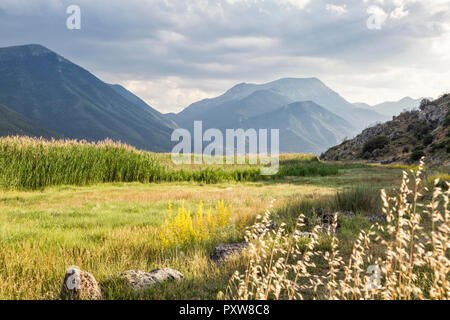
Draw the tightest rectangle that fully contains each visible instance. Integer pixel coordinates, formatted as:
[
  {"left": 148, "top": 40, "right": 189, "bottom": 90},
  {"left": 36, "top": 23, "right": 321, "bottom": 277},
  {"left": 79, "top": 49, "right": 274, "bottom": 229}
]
[{"left": 160, "top": 200, "right": 232, "bottom": 249}]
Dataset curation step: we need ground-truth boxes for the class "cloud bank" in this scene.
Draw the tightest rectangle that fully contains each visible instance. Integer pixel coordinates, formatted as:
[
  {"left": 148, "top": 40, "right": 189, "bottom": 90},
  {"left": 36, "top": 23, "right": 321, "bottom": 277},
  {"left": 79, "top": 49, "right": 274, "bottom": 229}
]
[{"left": 0, "top": 0, "right": 449, "bottom": 112}]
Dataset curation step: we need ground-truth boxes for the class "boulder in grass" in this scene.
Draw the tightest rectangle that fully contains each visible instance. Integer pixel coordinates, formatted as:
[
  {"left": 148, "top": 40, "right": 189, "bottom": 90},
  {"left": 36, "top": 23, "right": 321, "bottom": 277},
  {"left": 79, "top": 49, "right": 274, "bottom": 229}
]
[
  {"left": 115, "top": 268, "right": 184, "bottom": 292},
  {"left": 210, "top": 242, "right": 249, "bottom": 263},
  {"left": 60, "top": 266, "right": 102, "bottom": 300}
]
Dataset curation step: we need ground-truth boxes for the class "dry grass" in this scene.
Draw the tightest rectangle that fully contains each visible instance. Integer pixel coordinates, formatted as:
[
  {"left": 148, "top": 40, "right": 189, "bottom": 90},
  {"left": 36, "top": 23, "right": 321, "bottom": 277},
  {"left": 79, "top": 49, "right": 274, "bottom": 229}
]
[{"left": 224, "top": 159, "right": 449, "bottom": 300}]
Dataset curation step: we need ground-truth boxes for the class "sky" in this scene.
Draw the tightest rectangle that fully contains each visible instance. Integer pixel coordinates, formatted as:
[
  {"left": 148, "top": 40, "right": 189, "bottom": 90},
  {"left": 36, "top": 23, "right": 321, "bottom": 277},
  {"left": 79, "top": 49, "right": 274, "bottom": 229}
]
[{"left": 0, "top": 0, "right": 449, "bottom": 113}]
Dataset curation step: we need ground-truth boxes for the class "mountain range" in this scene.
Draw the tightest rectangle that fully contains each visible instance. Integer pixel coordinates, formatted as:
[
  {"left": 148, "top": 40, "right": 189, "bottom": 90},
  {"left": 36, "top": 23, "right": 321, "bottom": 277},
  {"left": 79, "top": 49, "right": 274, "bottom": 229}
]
[
  {"left": 353, "top": 97, "right": 425, "bottom": 118},
  {"left": 0, "top": 44, "right": 420, "bottom": 154},
  {"left": 170, "top": 77, "right": 389, "bottom": 153}
]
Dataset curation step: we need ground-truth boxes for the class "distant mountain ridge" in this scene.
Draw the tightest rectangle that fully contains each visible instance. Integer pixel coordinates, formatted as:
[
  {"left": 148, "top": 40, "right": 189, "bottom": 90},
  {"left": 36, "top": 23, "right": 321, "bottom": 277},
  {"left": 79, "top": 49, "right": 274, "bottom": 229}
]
[
  {"left": 0, "top": 44, "right": 175, "bottom": 152},
  {"left": 171, "top": 77, "right": 388, "bottom": 153},
  {"left": 175, "top": 78, "right": 387, "bottom": 131},
  {"left": 354, "top": 97, "right": 426, "bottom": 117},
  {"left": 240, "top": 101, "right": 356, "bottom": 154}
]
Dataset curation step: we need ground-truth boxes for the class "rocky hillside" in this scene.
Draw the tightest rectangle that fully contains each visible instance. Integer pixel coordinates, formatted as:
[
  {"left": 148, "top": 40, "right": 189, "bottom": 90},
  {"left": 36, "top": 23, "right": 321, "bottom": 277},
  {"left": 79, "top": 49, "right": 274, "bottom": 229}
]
[{"left": 321, "top": 94, "right": 450, "bottom": 165}]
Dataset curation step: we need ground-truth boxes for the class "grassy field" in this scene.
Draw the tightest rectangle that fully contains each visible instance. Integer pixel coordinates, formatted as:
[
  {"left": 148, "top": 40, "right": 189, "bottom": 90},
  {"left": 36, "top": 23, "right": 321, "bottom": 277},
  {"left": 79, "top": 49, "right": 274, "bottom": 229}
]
[
  {"left": 0, "top": 164, "right": 407, "bottom": 300},
  {"left": 0, "top": 137, "right": 448, "bottom": 300}
]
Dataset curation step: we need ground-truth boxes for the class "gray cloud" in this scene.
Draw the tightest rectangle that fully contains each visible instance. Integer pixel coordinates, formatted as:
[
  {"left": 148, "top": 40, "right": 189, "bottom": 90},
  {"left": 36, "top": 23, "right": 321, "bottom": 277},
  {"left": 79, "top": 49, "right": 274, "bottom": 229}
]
[{"left": 0, "top": 0, "right": 449, "bottom": 112}]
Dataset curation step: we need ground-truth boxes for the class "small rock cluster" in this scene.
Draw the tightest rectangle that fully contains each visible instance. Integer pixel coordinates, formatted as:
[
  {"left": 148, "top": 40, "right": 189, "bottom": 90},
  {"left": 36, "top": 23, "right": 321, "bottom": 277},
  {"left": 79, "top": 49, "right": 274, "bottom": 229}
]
[
  {"left": 293, "top": 231, "right": 313, "bottom": 238},
  {"left": 365, "top": 213, "right": 387, "bottom": 223},
  {"left": 316, "top": 210, "right": 356, "bottom": 234}
]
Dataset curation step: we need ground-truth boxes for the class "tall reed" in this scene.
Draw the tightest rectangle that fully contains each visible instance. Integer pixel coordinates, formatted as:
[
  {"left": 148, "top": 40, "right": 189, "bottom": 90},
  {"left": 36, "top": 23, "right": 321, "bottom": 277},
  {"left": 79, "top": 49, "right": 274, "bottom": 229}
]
[
  {"left": 0, "top": 136, "right": 344, "bottom": 189},
  {"left": 0, "top": 136, "right": 162, "bottom": 189}
]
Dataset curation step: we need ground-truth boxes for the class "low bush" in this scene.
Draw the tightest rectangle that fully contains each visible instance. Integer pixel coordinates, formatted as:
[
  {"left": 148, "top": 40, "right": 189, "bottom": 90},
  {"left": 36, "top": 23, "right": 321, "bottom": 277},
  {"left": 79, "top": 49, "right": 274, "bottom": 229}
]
[
  {"left": 362, "top": 136, "right": 389, "bottom": 154},
  {"left": 411, "top": 149, "right": 425, "bottom": 162}
]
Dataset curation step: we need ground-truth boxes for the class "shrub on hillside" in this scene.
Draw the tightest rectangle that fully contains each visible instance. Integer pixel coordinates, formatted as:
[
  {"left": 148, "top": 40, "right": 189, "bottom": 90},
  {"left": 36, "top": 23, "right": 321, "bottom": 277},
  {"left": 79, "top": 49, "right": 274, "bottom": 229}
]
[
  {"left": 419, "top": 98, "right": 432, "bottom": 111},
  {"left": 444, "top": 111, "right": 450, "bottom": 127},
  {"left": 423, "top": 134, "right": 434, "bottom": 146},
  {"left": 411, "top": 149, "right": 425, "bottom": 161},
  {"left": 362, "top": 136, "right": 389, "bottom": 154}
]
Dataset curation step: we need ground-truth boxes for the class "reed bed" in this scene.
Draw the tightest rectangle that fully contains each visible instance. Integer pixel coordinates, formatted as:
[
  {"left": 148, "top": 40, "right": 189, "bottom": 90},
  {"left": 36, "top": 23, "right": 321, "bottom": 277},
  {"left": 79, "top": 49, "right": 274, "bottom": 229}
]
[
  {"left": 0, "top": 136, "right": 162, "bottom": 189},
  {"left": 0, "top": 136, "right": 341, "bottom": 189}
]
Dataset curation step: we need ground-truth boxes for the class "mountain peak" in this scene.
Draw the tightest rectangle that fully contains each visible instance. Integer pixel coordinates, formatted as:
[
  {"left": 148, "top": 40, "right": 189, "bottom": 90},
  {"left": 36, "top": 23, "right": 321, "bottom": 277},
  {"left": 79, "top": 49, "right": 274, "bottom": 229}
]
[
  {"left": 272, "top": 77, "right": 321, "bottom": 83},
  {"left": 0, "top": 44, "right": 63, "bottom": 63},
  {"left": 0, "top": 44, "right": 53, "bottom": 55},
  {"left": 399, "top": 96, "right": 415, "bottom": 102}
]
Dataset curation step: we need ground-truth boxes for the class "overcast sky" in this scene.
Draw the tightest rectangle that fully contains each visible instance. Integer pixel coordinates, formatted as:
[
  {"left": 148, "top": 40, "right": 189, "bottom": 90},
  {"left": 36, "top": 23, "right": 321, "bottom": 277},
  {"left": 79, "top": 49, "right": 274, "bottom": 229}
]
[{"left": 0, "top": 0, "right": 449, "bottom": 113}]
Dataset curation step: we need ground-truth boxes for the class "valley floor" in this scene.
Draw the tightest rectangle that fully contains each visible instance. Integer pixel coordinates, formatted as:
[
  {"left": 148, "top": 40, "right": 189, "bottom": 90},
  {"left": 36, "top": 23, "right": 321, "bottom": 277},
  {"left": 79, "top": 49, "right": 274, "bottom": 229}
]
[{"left": 0, "top": 166, "right": 407, "bottom": 300}]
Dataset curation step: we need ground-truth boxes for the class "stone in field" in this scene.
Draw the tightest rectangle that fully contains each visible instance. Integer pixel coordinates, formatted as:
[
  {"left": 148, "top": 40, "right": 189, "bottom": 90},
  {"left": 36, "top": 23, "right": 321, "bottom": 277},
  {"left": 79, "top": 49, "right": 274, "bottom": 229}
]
[
  {"left": 60, "top": 266, "right": 102, "bottom": 300},
  {"left": 115, "top": 268, "right": 184, "bottom": 292},
  {"left": 210, "top": 242, "right": 249, "bottom": 263}
]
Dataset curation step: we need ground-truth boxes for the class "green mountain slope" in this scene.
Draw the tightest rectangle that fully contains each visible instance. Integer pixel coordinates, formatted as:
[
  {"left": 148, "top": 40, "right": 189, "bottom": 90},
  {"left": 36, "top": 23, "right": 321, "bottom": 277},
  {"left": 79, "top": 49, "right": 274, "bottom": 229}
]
[
  {"left": 0, "top": 104, "right": 60, "bottom": 138},
  {"left": 0, "top": 44, "right": 175, "bottom": 152},
  {"left": 241, "top": 101, "right": 355, "bottom": 154},
  {"left": 174, "top": 78, "right": 387, "bottom": 132}
]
